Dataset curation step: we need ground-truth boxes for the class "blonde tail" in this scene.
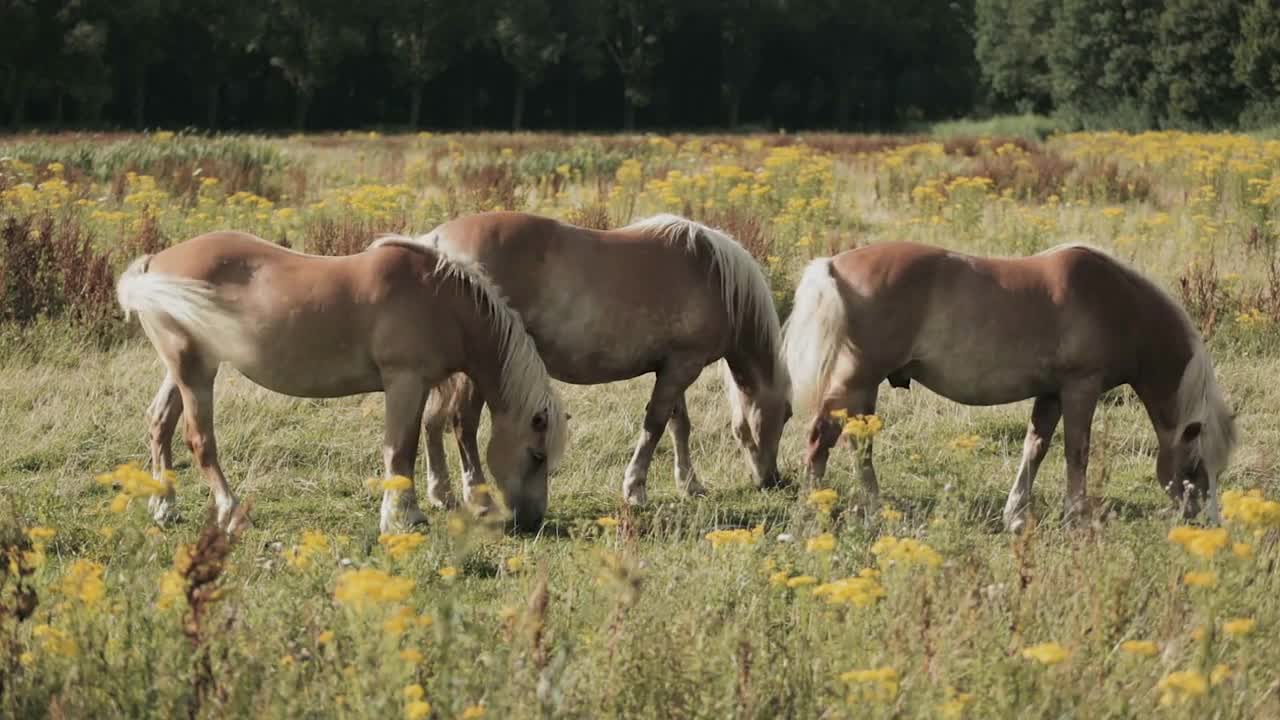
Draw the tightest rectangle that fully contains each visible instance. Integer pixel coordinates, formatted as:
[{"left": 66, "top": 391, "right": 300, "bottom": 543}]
[
  {"left": 116, "top": 255, "right": 244, "bottom": 359},
  {"left": 781, "top": 258, "right": 846, "bottom": 414}
]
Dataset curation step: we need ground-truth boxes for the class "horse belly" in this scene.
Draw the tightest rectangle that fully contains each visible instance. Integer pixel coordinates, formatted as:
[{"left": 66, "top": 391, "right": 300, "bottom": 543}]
[
  {"left": 227, "top": 330, "right": 381, "bottom": 398},
  {"left": 911, "top": 362, "right": 1051, "bottom": 406}
]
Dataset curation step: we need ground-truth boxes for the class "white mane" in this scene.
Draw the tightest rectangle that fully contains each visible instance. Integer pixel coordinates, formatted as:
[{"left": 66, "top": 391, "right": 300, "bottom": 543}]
[
  {"left": 368, "top": 232, "right": 567, "bottom": 466},
  {"left": 622, "top": 213, "right": 790, "bottom": 391}
]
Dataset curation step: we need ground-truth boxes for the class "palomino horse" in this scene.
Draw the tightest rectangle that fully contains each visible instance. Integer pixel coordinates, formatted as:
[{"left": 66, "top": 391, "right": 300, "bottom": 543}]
[
  {"left": 115, "top": 231, "right": 567, "bottom": 533},
  {"left": 783, "top": 241, "right": 1236, "bottom": 531},
  {"left": 417, "top": 211, "right": 791, "bottom": 509}
]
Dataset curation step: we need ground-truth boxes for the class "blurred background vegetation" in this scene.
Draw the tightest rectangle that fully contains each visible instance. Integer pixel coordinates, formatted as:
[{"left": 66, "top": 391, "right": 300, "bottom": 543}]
[{"left": 1, "top": 0, "right": 1274, "bottom": 134}]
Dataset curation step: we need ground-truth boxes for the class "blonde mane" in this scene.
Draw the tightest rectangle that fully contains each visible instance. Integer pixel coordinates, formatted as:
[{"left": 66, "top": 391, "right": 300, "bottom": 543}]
[
  {"left": 369, "top": 232, "right": 567, "bottom": 466},
  {"left": 1042, "top": 242, "right": 1236, "bottom": 483},
  {"left": 622, "top": 213, "right": 789, "bottom": 391}
]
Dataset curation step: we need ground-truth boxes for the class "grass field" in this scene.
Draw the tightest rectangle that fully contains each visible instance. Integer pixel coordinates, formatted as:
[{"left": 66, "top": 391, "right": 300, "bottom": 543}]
[{"left": 2, "top": 129, "right": 1280, "bottom": 719}]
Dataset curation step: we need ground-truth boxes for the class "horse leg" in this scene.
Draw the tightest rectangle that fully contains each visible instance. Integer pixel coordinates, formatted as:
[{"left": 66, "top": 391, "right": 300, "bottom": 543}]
[
  {"left": 1060, "top": 381, "right": 1101, "bottom": 524},
  {"left": 420, "top": 385, "right": 456, "bottom": 509},
  {"left": 146, "top": 371, "right": 183, "bottom": 524},
  {"left": 172, "top": 357, "right": 241, "bottom": 531},
  {"left": 623, "top": 358, "right": 704, "bottom": 506},
  {"left": 379, "top": 372, "right": 429, "bottom": 533},
  {"left": 668, "top": 393, "right": 707, "bottom": 497},
  {"left": 451, "top": 378, "right": 492, "bottom": 512},
  {"left": 803, "top": 413, "right": 842, "bottom": 486},
  {"left": 843, "top": 387, "right": 882, "bottom": 514},
  {"left": 1002, "top": 395, "right": 1062, "bottom": 533}
]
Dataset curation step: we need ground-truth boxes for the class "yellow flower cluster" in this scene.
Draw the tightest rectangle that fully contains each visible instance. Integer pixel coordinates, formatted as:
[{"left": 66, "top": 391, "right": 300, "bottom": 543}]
[
  {"left": 95, "top": 462, "right": 176, "bottom": 514},
  {"left": 1221, "top": 489, "right": 1280, "bottom": 529},
  {"left": 833, "top": 411, "right": 882, "bottom": 441},
  {"left": 333, "top": 568, "right": 414, "bottom": 612},
  {"left": 378, "top": 532, "right": 426, "bottom": 560},
  {"left": 284, "top": 530, "right": 330, "bottom": 569},
  {"left": 870, "top": 536, "right": 942, "bottom": 569},
  {"left": 805, "top": 532, "right": 835, "bottom": 554},
  {"left": 705, "top": 525, "right": 763, "bottom": 549},
  {"left": 1021, "top": 642, "right": 1069, "bottom": 666},
  {"left": 812, "top": 569, "right": 885, "bottom": 608},
  {"left": 839, "top": 667, "right": 899, "bottom": 703},
  {"left": 58, "top": 559, "right": 106, "bottom": 606},
  {"left": 806, "top": 488, "right": 838, "bottom": 514},
  {"left": 1167, "top": 526, "right": 1229, "bottom": 559},
  {"left": 1156, "top": 666, "right": 1233, "bottom": 705}
]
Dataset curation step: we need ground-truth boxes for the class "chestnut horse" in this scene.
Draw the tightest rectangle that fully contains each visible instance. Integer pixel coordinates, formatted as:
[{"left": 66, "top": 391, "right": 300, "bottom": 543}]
[
  {"left": 783, "top": 241, "right": 1235, "bottom": 530},
  {"left": 418, "top": 211, "right": 791, "bottom": 510},
  {"left": 116, "top": 230, "right": 567, "bottom": 533}
]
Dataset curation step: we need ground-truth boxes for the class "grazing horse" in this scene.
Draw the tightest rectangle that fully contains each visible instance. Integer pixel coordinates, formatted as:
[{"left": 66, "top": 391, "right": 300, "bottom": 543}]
[
  {"left": 115, "top": 230, "right": 567, "bottom": 533},
  {"left": 783, "top": 241, "right": 1236, "bottom": 531},
  {"left": 417, "top": 211, "right": 791, "bottom": 509}
]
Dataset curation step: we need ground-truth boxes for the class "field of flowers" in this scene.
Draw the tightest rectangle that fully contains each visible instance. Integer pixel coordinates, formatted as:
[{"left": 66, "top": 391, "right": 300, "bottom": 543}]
[{"left": 1, "top": 129, "right": 1280, "bottom": 718}]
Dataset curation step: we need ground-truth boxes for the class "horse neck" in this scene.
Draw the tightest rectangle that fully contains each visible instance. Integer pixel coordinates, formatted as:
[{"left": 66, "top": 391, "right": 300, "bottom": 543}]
[{"left": 452, "top": 292, "right": 511, "bottom": 415}]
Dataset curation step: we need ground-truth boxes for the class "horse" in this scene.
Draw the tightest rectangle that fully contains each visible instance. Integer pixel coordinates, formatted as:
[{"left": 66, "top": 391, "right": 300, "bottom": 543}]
[
  {"left": 782, "top": 241, "right": 1236, "bottom": 531},
  {"left": 115, "top": 230, "right": 568, "bottom": 533},
  {"left": 413, "top": 211, "right": 791, "bottom": 510}
]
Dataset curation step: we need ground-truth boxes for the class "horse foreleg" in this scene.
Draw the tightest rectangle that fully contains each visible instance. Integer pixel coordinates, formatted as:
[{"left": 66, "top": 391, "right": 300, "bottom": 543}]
[
  {"left": 1060, "top": 382, "right": 1101, "bottom": 525},
  {"left": 421, "top": 384, "right": 457, "bottom": 509},
  {"left": 146, "top": 371, "right": 183, "bottom": 524},
  {"left": 380, "top": 372, "right": 430, "bottom": 533},
  {"left": 803, "top": 414, "right": 842, "bottom": 486},
  {"left": 1003, "top": 395, "right": 1062, "bottom": 533},
  {"left": 173, "top": 358, "right": 242, "bottom": 531},
  {"left": 451, "top": 378, "right": 492, "bottom": 512},
  {"left": 623, "top": 359, "right": 703, "bottom": 506},
  {"left": 668, "top": 393, "right": 707, "bottom": 497}
]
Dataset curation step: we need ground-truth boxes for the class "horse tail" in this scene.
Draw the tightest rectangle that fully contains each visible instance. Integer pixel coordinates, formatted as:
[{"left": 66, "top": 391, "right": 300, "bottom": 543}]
[
  {"left": 116, "top": 255, "right": 245, "bottom": 359},
  {"left": 782, "top": 257, "right": 846, "bottom": 415}
]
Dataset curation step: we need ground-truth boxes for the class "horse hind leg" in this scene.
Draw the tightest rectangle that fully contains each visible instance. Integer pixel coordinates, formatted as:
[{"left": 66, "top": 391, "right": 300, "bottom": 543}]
[
  {"left": 623, "top": 357, "right": 704, "bottom": 506},
  {"left": 171, "top": 353, "right": 243, "bottom": 532},
  {"left": 146, "top": 371, "right": 183, "bottom": 524},
  {"left": 1002, "top": 395, "right": 1062, "bottom": 533},
  {"left": 380, "top": 372, "right": 430, "bottom": 533},
  {"left": 668, "top": 392, "right": 707, "bottom": 497},
  {"left": 1060, "top": 380, "right": 1102, "bottom": 525}
]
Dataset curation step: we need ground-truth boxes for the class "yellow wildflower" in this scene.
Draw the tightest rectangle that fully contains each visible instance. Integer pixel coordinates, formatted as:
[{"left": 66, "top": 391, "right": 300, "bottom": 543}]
[
  {"left": 383, "top": 475, "right": 413, "bottom": 491},
  {"left": 438, "top": 566, "right": 459, "bottom": 581},
  {"left": 58, "top": 559, "right": 106, "bottom": 606},
  {"left": 1210, "top": 664, "right": 1231, "bottom": 686},
  {"left": 1182, "top": 571, "right": 1217, "bottom": 588},
  {"left": 706, "top": 528, "right": 758, "bottom": 548},
  {"left": 1232, "top": 542, "right": 1254, "bottom": 559},
  {"left": 379, "top": 532, "right": 426, "bottom": 560},
  {"left": 399, "top": 648, "right": 424, "bottom": 664},
  {"left": 405, "top": 700, "right": 431, "bottom": 720},
  {"left": 596, "top": 516, "right": 619, "bottom": 529},
  {"left": 879, "top": 506, "right": 903, "bottom": 522},
  {"left": 1119, "top": 640, "right": 1159, "bottom": 657},
  {"left": 26, "top": 527, "right": 56, "bottom": 542},
  {"left": 1021, "top": 642, "right": 1069, "bottom": 666},
  {"left": 1222, "top": 618, "right": 1255, "bottom": 637},
  {"left": 805, "top": 533, "right": 836, "bottom": 554},
  {"left": 462, "top": 705, "right": 486, "bottom": 719},
  {"left": 403, "top": 684, "right": 425, "bottom": 701},
  {"left": 32, "top": 624, "right": 77, "bottom": 657},
  {"left": 839, "top": 667, "right": 898, "bottom": 703},
  {"left": 786, "top": 575, "right": 817, "bottom": 589},
  {"left": 1158, "top": 670, "right": 1207, "bottom": 705},
  {"left": 937, "top": 687, "right": 974, "bottom": 719},
  {"left": 505, "top": 555, "right": 526, "bottom": 573},
  {"left": 317, "top": 630, "right": 335, "bottom": 645},
  {"left": 871, "top": 536, "right": 942, "bottom": 569},
  {"left": 333, "top": 568, "right": 415, "bottom": 611},
  {"left": 807, "top": 488, "right": 838, "bottom": 514}
]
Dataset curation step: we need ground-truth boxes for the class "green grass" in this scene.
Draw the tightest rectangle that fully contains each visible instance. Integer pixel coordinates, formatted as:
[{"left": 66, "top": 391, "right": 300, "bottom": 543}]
[
  {"left": 929, "top": 114, "right": 1071, "bottom": 141},
  {"left": 2, "top": 131, "right": 1280, "bottom": 718}
]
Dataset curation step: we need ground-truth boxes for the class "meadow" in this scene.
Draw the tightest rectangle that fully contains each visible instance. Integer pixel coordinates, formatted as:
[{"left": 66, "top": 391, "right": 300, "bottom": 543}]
[{"left": 1, "top": 127, "right": 1280, "bottom": 719}]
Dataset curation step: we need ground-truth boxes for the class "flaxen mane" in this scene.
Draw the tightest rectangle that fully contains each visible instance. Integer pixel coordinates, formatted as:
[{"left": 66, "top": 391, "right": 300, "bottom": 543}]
[
  {"left": 370, "top": 233, "right": 567, "bottom": 466},
  {"left": 622, "top": 213, "right": 790, "bottom": 390}
]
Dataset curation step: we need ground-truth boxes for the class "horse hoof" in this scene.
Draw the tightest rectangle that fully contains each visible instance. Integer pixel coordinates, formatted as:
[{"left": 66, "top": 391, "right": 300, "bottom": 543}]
[
  {"left": 623, "top": 486, "right": 648, "bottom": 506},
  {"left": 425, "top": 493, "right": 457, "bottom": 510},
  {"left": 679, "top": 478, "right": 707, "bottom": 498}
]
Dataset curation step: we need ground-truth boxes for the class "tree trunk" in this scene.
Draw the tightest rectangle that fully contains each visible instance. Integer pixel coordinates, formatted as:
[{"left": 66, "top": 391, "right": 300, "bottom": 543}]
[
  {"left": 512, "top": 83, "right": 526, "bottom": 131},
  {"left": 727, "top": 85, "right": 741, "bottom": 129},
  {"left": 206, "top": 82, "right": 220, "bottom": 129},
  {"left": 53, "top": 93, "right": 64, "bottom": 127},
  {"left": 294, "top": 87, "right": 312, "bottom": 130},
  {"left": 409, "top": 84, "right": 423, "bottom": 128},
  {"left": 10, "top": 72, "right": 27, "bottom": 127},
  {"left": 133, "top": 64, "right": 147, "bottom": 129},
  {"left": 834, "top": 81, "right": 850, "bottom": 130},
  {"left": 623, "top": 85, "right": 636, "bottom": 131},
  {"left": 565, "top": 73, "right": 578, "bottom": 130}
]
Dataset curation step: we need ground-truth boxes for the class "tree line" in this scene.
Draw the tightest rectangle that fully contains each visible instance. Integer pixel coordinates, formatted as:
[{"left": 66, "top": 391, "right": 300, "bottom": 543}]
[
  {"left": 1, "top": 0, "right": 979, "bottom": 132},
  {"left": 975, "top": 0, "right": 1280, "bottom": 130}
]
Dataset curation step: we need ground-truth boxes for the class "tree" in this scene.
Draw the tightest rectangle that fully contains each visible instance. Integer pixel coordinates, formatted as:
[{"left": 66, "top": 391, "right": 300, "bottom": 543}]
[
  {"left": 493, "top": 0, "right": 565, "bottom": 130},
  {"left": 264, "top": 0, "right": 366, "bottom": 129},
  {"left": 555, "top": 0, "right": 606, "bottom": 129},
  {"left": 975, "top": 0, "right": 1053, "bottom": 113},
  {"left": 103, "top": 0, "right": 176, "bottom": 128},
  {"left": 603, "top": 0, "right": 673, "bottom": 130},
  {"left": 1234, "top": 0, "right": 1280, "bottom": 126},
  {"left": 1149, "top": 0, "right": 1242, "bottom": 128},
  {"left": 716, "top": 0, "right": 779, "bottom": 128},
  {"left": 183, "top": 0, "right": 261, "bottom": 129},
  {"left": 1047, "top": 0, "right": 1160, "bottom": 129}
]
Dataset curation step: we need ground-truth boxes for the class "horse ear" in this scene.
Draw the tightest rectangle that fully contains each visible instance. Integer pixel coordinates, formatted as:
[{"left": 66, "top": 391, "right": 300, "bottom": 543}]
[
  {"left": 1182, "top": 422, "right": 1202, "bottom": 443},
  {"left": 565, "top": 411, "right": 573, "bottom": 422},
  {"left": 531, "top": 409, "right": 548, "bottom": 432}
]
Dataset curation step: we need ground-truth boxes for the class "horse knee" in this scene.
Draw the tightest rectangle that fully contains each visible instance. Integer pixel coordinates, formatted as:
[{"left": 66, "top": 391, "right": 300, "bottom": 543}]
[{"left": 184, "top": 430, "right": 216, "bottom": 468}]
